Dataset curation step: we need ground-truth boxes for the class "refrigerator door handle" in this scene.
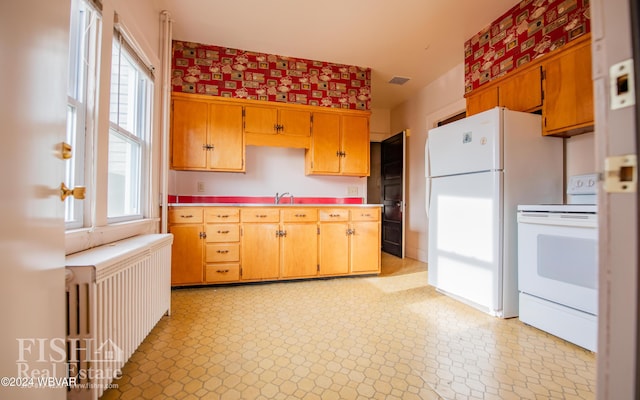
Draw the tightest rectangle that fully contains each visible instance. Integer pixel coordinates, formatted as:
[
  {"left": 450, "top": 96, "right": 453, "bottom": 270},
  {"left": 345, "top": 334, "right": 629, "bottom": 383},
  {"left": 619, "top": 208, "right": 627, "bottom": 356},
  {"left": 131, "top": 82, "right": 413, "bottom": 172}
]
[
  {"left": 425, "top": 137, "right": 431, "bottom": 179},
  {"left": 425, "top": 137, "right": 431, "bottom": 217},
  {"left": 426, "top": 177, "right": 431, "bottom": 217}
]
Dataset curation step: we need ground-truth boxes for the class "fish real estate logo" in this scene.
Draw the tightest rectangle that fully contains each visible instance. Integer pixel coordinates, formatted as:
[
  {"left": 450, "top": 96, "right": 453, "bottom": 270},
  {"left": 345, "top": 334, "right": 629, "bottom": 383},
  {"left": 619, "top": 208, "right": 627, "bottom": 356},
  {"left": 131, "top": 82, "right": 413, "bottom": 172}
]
[{"left": 10, "top": 337, "right": 124, "bottom": 389}]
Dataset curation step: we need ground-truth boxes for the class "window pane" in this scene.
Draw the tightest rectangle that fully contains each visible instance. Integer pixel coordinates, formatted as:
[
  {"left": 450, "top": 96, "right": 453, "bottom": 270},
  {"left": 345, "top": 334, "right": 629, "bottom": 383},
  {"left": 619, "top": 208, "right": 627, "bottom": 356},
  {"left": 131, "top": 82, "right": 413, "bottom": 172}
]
[
  {"left": 108, "top": 31, "right": 152, "bottom": 223},
  {"left": 107, "top": 130, "right": 141, "bottom": 218},
  {"left": 110, "top": 43, "right": 142, "bottom": 137}
]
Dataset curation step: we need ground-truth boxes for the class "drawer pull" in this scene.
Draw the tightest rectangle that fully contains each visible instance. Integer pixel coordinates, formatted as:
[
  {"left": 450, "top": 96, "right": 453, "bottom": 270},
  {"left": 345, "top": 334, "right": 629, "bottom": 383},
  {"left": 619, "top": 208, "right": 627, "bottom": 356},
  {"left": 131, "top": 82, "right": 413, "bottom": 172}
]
[
  {"left": 216, "top": 269, "right": 230, "bottom": 273},
  {"left": 180, "top": 214, "right": 193, "bottom": 218},
  {"left": 217, "top": 230, "right": 230, "bottom": 234},
  {"left": 329, "top": 213, "right": 341, "bottom": 217},
  {"left": 256, "top": 214, "right": 267, "bottom": 218},
  {"left": 361, "top": 213, "right": 371, "bottom": 217},
  {"left": 295, "top": 213, "right": 307, "bottom": 218},
  {"left": 217, "top": 214, "right": 230, "bottom": 218},
  {"left": 216, "top": 250, "right": 229, "bottom": 254}
]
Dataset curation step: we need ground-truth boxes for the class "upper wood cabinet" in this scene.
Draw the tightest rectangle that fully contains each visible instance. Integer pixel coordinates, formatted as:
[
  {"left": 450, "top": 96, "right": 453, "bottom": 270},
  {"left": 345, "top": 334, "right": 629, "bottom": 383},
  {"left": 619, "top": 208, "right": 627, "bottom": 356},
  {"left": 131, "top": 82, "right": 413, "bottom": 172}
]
[
  {"left": 171, "top": 94, "right": 244, "bottom": 172},
  {"left": 306, "top": 112, "right": 370, "bottom": 177},
  {"left": 465, "top": 34, "right": 593, "bottom": 137},
  {"left": 466, "top": 66, "right": 542, "bottom": 117},
  {"left": 466, "top": 86, "right": 499, "bottom": 117},
  {"left": 542, "top": 38, "right": 594, "bottom": 136},
  {"left": 244, "top": 105, "right": 311, "bottom": 148},
  {"left": 500, "top": 66, "right": 543, "bottom": 112},
  {"left": 171, "top": 93, "right": 371, "bottom": 173}
]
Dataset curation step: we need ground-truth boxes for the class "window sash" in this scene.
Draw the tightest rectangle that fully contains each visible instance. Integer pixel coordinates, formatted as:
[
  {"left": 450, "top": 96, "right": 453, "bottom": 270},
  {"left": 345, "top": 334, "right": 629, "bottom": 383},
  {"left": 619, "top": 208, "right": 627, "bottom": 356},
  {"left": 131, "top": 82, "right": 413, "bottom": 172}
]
[
  {"left": 65, "top": 0, "right": 100, "bottom": 229},
  {"left": 107, "top": 30, "right": 152, "bottom": 223}
]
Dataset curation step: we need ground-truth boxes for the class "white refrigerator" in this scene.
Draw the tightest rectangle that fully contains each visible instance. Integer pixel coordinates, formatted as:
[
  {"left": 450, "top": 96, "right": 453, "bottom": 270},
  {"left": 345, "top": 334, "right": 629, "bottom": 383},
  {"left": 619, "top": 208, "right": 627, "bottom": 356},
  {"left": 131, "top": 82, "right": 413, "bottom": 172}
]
[{"left": 426, "top": 107, "right": 563, "bottom": 318}]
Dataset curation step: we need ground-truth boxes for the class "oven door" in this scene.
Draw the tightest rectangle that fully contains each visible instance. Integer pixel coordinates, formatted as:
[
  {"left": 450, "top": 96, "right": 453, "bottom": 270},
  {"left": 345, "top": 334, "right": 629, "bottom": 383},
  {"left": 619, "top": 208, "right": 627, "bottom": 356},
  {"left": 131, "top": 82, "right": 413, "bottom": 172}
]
[{"left": 517, "top": 212, "right": 598, "bottom": 315}]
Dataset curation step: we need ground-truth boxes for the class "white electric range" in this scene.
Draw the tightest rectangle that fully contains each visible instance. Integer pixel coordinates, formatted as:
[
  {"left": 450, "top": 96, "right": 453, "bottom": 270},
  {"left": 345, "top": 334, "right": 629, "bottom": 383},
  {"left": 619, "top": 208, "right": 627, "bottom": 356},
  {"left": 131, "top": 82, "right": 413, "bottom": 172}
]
[{"left": 517, "top": 174, "right": 599, "bottom": 351}]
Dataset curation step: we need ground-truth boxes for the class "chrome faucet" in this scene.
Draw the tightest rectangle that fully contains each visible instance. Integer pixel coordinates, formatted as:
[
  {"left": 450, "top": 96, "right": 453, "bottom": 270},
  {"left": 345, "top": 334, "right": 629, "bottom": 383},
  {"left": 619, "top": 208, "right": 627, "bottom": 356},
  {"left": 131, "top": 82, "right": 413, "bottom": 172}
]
[{"left": 275, "top": 192, "right": 290, "bottom": 204}]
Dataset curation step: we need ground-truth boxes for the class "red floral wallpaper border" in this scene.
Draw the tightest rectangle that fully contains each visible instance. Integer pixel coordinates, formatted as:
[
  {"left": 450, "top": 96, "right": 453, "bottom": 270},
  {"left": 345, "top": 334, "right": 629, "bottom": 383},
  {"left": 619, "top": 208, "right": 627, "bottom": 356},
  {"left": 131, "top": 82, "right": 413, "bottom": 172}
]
[
  {"left": 465, "top": 0, "right": 591, "bottom": 93},
  {"left": 171, "top": 41, "right": 371, "bottom": 110}
]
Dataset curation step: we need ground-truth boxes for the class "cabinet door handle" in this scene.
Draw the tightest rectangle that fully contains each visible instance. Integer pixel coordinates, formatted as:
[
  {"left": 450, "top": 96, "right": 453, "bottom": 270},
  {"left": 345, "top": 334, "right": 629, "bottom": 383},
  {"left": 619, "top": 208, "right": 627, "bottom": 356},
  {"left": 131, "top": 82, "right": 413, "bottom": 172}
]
[
  {"left": 216, "top": 250, "right": 229, "bottom": 254},
  {"left": 217, "top": 230, "right": 230, "bottom": 234}
]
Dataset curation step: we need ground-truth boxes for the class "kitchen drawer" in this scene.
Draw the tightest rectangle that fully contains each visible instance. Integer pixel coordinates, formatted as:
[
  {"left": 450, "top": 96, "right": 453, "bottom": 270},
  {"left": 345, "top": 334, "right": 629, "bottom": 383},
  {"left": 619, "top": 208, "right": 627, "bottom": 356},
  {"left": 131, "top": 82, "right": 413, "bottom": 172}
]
[
  {"left": 206, "top": 243, "right": 240, "bottom": 262},
  {"left": 169, "top": 208, "right": 203, "bottom": 223},
  {"left": 350, "top": 209, "right": 380, "bottom": 222},
  {"left": 241, "top": 208, "right": 280, "bottom": 222},
  {"left": 205, "top": 263, "right": 240, "bottom": 283},
  {"left": 205, "top": 224, "right": 240, "bottom": 242},
  {"left": 282, "top": 208, "right": 318, "bottom": 222},
  {"left": 319, "top": 209, "right": 349, "bottom": 222},
  {"left": 205, "top": 207, "right": 240, "bottom": 223}
]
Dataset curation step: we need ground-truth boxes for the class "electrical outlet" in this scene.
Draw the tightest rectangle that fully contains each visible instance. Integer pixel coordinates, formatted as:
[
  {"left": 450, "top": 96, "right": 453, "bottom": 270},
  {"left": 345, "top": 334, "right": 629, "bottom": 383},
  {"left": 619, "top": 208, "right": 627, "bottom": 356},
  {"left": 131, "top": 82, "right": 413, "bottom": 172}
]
[
  {"left": 347, "top": 186, "right": 358, "bottom": 196},
  {"left": 197, "top": 181, "right": 205, "bottom": 193}
]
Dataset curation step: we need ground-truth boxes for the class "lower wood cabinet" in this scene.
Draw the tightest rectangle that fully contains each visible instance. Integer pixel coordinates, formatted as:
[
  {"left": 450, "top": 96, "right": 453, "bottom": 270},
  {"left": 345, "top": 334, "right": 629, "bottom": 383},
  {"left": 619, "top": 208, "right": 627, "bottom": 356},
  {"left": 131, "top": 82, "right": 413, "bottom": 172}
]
[
  {"left": 204, "top": 207, "right": 241, "bottom": 283},
  {"left": 350, "top": 209, "right": 382, "bottom": 273},
  {"left": 239, "top": 208, "right": 280, "bottom": 280},
  {"left": 281, "top": 209, "right": 319, "bottom": 278},
  {"left": 168, "top": 208, "right": 205, "bottom": 285},
  {"left": 168, "top": 205, "right": 381, "bottom": 286},
  {"left": 318, "top": 209, "right": 350, "bottom": 276}
]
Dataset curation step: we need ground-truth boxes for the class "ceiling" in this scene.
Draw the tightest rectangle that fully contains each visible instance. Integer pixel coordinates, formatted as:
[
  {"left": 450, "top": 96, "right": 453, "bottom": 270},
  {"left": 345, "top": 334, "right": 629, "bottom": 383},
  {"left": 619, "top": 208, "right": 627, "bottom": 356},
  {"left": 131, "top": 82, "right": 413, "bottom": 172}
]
[{"left": 151, "top": 0, "right": 518, "bottom": 110}]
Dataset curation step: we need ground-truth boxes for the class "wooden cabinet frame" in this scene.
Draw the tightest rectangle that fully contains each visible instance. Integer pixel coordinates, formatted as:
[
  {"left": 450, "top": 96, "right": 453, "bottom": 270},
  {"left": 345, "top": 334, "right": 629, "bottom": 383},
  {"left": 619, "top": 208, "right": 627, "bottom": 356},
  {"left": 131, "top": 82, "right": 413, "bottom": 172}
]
[
  {"left": 465, "top": 34, "right": 593, "bottom": 137},
  {"left": 168, "top": 206, "right": 381, "bottom": 286},
  {"left": 170, "top": 93, "right": 371, "bottom": 174}
]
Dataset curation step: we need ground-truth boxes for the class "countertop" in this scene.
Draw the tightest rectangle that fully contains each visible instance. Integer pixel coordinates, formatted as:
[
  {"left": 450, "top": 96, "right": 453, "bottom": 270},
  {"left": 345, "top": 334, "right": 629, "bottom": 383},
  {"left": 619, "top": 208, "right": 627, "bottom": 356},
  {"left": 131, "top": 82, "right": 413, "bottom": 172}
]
[
  {"left": 167, "top": 195, "right": 382, "bottom": 207},
  {"left": 168, "top": 203, "right": 383, "bottom": 207}
]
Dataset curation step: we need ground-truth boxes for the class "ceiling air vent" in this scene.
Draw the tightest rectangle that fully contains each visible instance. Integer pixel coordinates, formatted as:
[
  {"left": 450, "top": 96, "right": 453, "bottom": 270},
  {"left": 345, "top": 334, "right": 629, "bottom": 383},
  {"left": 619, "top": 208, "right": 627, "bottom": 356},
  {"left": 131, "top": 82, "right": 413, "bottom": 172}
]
[{"left": 388, "top": 76, "right": 411, "bottom": 85}]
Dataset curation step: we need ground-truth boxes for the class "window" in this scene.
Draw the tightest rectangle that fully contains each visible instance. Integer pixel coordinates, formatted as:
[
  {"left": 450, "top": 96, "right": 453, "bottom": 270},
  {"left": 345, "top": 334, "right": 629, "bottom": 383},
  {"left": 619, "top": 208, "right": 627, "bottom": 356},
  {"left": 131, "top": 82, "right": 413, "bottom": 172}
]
[
  {"left": 108, "top": 30, "right": 153, "bottom": 222},
  {"left": 65, "top": 0, "right": 101, "bottom": 229}
]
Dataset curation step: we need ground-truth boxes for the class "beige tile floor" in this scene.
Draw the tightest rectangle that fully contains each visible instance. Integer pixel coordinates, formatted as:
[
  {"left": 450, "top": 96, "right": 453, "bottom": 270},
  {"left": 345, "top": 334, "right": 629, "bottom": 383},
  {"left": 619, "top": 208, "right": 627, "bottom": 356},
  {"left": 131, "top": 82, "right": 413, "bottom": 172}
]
[{"left": 102, "top": 253, "right": 595, "bottom": 400}]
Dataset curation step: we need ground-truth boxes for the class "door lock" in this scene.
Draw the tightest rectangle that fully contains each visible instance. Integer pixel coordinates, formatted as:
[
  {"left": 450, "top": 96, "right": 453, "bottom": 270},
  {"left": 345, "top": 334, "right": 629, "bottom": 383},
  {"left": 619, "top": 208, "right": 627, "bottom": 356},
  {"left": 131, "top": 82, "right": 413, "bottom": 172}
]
[{"left": 604, "top": 154, "right": 637, "bottom": 193}]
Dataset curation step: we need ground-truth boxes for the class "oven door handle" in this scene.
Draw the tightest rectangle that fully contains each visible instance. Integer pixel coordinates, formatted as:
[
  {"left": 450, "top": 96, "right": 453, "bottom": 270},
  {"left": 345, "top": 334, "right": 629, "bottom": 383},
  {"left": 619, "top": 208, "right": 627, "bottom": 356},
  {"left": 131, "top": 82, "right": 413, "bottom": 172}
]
[{"left": 518, "top": 214, "right": 598, "bottom": 228}]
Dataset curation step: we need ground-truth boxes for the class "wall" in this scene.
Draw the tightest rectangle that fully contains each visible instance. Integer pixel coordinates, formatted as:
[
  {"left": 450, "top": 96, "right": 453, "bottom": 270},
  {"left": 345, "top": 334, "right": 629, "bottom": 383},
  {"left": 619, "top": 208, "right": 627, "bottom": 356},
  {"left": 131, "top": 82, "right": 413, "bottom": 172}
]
[
  {"left": 565, "top": 132, "right": 596, "bottom": 182},
  {"left": 465, "top": 0, "right": 591, "bottom": 93},
  {"left": 390, "top": 63, "right": 467, "bottom": 262},
  {"left": 391, "top": 63, "right": 596, "bottom": 263},
  {"left": 171, "top": 40, "right": 371, "bottom": 110},
  {"left": 170, "top": 146, "right": 367, "bottom": 200}
]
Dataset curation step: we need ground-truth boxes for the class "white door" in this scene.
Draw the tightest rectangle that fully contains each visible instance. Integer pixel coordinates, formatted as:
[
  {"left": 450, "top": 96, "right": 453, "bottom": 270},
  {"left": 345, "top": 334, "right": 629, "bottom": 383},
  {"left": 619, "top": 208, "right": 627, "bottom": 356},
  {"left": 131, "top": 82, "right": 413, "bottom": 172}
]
[
  {"left": 0, "top": 1, "right": 69, "bottom": 399},
  {"left": 427, "top": 107, "right": 501, "bottom": 177},
  {"left": 592, "top": 0, "right": 638, "bottom": 397},
  {"left": 428, "top": 171, "right": 503, "bottom": 314}
]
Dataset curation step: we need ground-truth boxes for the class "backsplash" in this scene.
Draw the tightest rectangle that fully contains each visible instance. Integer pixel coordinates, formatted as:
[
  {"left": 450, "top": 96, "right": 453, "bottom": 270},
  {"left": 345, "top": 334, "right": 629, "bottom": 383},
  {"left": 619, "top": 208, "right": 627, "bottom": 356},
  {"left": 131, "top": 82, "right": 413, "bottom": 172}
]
[
  {"left": 465, "top": 0, "right": 591, "bottom": 93},
  {"left": 171, "top": 40, "right": 371, "bottom": 110}
]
